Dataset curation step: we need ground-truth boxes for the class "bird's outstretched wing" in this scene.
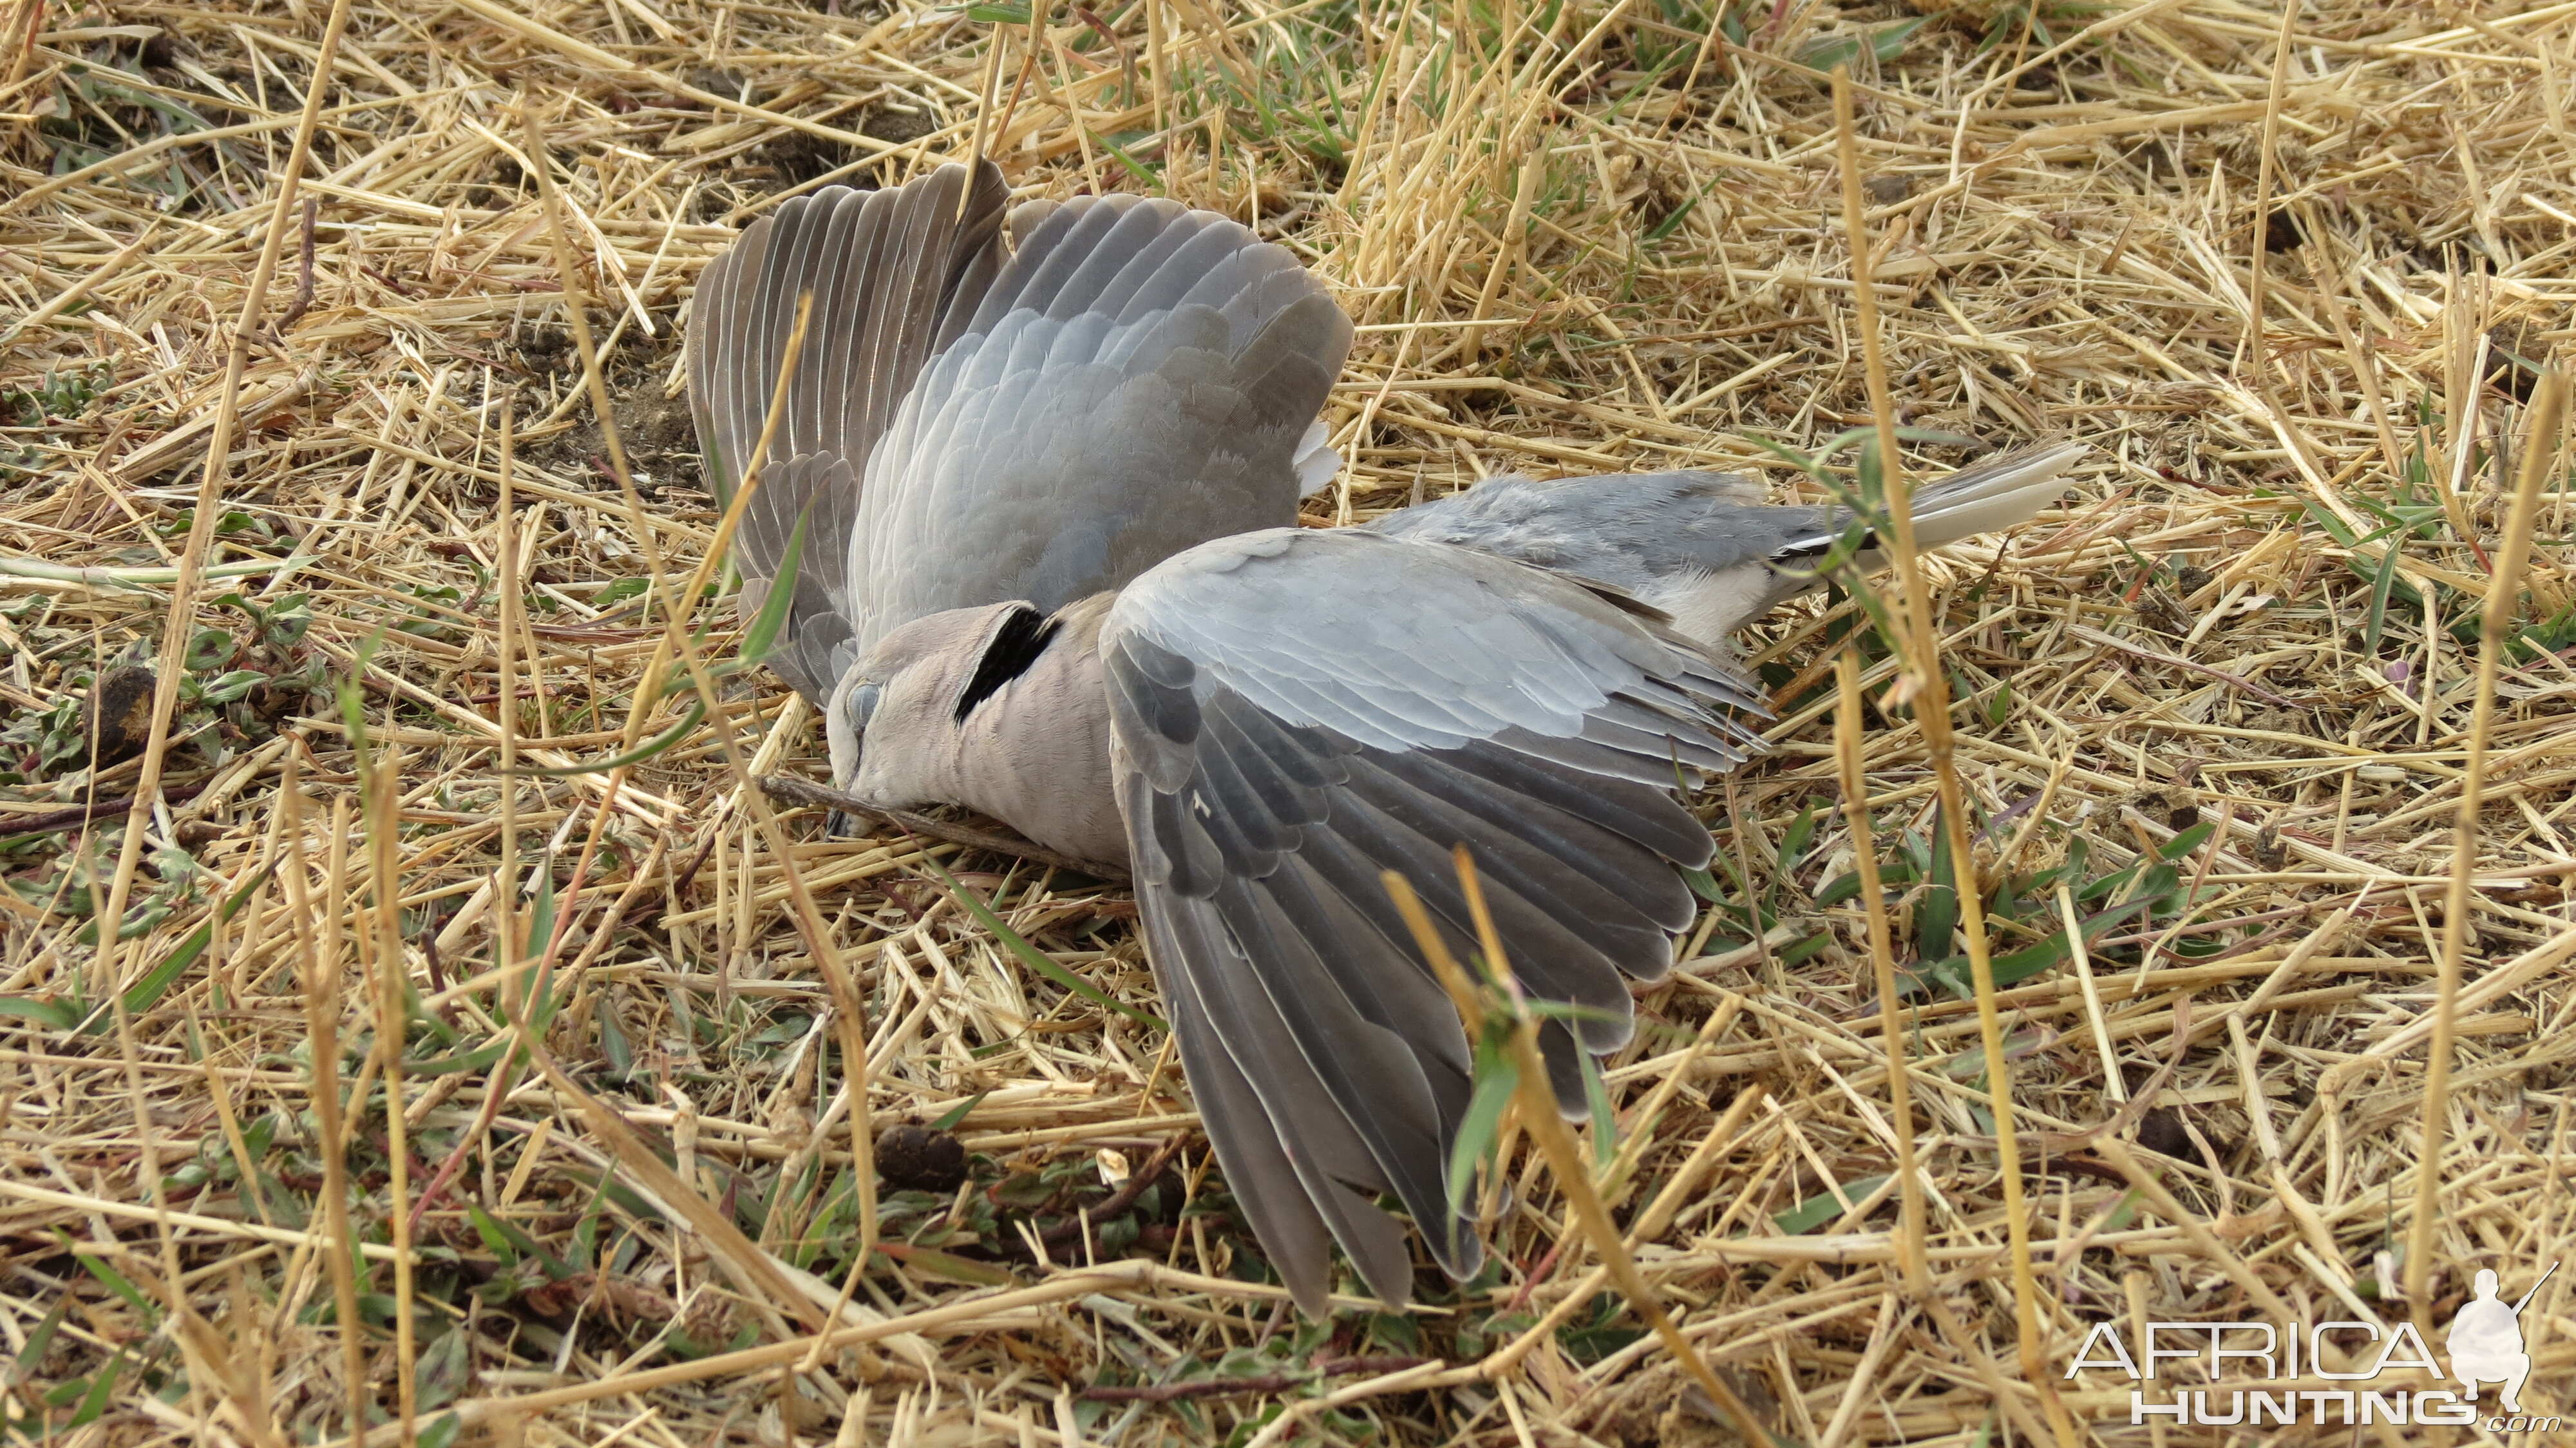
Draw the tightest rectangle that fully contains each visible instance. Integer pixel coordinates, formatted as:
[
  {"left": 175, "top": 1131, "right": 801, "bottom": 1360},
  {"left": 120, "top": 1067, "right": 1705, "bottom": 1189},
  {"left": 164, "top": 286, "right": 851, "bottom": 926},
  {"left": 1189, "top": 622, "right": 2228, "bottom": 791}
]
[
  {"left": 849, "top": 185, "right": 1350, "bottom": 647},
  {"left": 688, "top": 162, "right": 1012, "bottom": 703},
  {"left": 1100, "top": 528, "right": 1767, "bottom": 1313},
  {"left": 687, "top": 160, "right": 1350, "bottom": 703}
]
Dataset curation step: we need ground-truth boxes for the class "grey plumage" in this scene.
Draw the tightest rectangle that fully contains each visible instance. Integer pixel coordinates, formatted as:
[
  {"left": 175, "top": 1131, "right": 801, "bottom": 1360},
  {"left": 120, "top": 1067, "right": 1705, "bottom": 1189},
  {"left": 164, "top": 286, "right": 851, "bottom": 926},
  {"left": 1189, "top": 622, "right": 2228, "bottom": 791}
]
[
  {"left": 688, "top": 164, "right": 1012, "bottom": 704},
  {"left": 686, "top": 162, "right": 1349, "bottom": 708},
  {"left": 1363, "top": 439, "right": 2088, "bottom": 643},
  {"left": 850, "top": 196, "right": 1349, "bottom": 646},
  {"left": 1102, "top": 529, "right": 1765, "bottom": 1308},
  {"left": 824, "top": 528, "right": 1781, "bottom": 1316},
  {"left": 685, "top": 159, "right": 2085, "bottom": 1317}
]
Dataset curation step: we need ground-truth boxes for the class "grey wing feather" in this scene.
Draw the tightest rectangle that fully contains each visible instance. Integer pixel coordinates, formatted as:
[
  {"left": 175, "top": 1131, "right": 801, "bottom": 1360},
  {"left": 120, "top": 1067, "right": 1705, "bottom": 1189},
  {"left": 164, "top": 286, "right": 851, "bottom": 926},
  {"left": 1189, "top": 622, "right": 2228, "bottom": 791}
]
[
  {"left": 687, "top": 162, "right": 1011, "bottom": 703},
  {"left": 688, "top": 163, "right": 1356, "bottom": 701},
  {"left": 851, "top": 202, "right": 1351, "bottom": 647},
  {"left": 1103, "top": 528, "right": 1768, "bottom": 1312},
  {"left": 1363, "top": 467, "right": 1790, "bottom": 592},
  {"left": 734, "top": 455, "right": 860, "bottom": 705},
  {"left": 1148, "top": 890, "right": 1417, "bottom": 1310}
]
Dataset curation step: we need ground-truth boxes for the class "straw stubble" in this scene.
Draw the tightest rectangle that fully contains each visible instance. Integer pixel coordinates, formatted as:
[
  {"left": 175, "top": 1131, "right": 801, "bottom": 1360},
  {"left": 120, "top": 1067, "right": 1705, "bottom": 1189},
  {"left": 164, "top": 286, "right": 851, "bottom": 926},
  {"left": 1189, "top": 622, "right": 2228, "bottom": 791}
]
[{"left": 3, "top": 1, "right": 2572, "bottom": 1443}]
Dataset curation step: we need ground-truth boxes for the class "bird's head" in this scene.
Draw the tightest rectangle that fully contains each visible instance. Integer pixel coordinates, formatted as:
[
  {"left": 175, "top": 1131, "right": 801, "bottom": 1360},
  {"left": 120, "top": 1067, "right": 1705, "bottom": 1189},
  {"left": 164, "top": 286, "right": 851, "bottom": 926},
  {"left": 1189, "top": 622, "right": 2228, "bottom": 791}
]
[{"left": 824, "top": 599, "right": 1052, "bottom": 807}]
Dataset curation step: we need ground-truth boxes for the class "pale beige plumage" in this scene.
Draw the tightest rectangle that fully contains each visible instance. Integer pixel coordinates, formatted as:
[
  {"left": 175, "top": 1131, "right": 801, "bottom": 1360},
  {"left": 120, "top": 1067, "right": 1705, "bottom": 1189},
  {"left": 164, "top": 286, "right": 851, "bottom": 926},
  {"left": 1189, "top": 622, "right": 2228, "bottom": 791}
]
[{"left": 838, "top": 595, "right": 1126, "bottom": 865}]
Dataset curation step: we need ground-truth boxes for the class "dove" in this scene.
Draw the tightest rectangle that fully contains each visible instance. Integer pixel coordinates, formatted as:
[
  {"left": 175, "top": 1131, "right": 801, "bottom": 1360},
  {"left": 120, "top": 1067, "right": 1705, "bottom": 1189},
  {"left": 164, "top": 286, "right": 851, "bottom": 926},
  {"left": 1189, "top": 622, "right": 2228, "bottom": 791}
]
[{"left": 688, "top": 159, "right": 2081, "bottom": 1313}]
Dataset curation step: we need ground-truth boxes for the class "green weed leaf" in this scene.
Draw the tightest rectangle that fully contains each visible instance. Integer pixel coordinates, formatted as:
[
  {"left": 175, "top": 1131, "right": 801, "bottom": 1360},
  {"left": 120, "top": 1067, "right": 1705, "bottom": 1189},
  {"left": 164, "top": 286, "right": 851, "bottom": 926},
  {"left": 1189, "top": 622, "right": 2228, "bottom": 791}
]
[
  {"left": 508, "top": 697, "right": 705, "bottom": 777},
  {"left": 927, "top": 863, "right": 1167, "bottom": 1030},
  {"left": 1446, "top": 1043, "right": 1519, "bottom": 1217},
  {"left": 1772, "top": 1174, "right": 1891, "bottom": 1235}
]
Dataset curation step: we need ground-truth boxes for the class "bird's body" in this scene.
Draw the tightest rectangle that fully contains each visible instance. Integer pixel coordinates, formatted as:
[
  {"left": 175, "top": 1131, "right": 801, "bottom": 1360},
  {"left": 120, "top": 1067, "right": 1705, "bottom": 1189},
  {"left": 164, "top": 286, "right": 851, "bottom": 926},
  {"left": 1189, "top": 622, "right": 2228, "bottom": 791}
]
[
  {"left": 840, "top": 435, "right": 2086, "bottom": 868},
  {"left": 688, "top": 160, "right": 2083, "bottom": 1314},
  {"left": 840, "top": 595, "right": 1125, "bottom": 864}
]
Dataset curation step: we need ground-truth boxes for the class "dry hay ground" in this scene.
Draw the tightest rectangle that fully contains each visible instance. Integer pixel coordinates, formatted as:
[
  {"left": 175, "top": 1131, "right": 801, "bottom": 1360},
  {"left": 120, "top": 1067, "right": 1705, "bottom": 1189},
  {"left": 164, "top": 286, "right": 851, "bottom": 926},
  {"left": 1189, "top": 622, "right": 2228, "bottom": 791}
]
[{"left": 0, "top": 0, "right": 2573, "bottom": 1443}]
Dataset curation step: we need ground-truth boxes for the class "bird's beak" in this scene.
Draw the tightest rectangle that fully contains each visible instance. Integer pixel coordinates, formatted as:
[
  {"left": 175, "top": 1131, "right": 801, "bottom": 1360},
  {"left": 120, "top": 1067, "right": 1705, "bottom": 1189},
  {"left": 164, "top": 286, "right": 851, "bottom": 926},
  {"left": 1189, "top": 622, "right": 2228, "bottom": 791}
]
[{"left": 825, "top": 808, "right": 857, "bottom": 839}]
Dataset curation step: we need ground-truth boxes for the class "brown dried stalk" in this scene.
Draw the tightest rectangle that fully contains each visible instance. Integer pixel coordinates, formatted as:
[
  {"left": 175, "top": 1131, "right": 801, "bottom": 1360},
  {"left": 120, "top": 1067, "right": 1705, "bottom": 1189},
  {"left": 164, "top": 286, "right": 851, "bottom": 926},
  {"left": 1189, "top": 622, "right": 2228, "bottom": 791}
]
[
  {"left": 2406, "top": 368, "right": 2566, "bottom": 1311},
  {"left": 1083, "top": 1355, "right": 1435, "bottom": 1403},
  {"left": 758, "top": 774, "right": 1132, "bottom": 882},
  {"left": 1834, "top": 65, "right": 2074, "bottom": 1448}
]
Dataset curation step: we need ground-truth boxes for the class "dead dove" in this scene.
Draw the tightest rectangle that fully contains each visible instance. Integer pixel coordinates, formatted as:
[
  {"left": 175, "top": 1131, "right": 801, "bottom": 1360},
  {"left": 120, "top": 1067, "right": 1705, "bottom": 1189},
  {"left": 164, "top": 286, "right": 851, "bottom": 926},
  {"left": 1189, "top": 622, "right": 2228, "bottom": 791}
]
[{"left": 687, "top": 159, "right": 2082, "bottom": 1314}]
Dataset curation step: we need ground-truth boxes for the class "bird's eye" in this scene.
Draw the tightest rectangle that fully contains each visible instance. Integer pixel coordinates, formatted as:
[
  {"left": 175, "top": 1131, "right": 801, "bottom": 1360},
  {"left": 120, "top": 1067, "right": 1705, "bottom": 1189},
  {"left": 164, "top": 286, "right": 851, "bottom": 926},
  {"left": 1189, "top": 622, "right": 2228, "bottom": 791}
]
[{"left": 846, "top": 681, "right": 882, "bottom": 733}]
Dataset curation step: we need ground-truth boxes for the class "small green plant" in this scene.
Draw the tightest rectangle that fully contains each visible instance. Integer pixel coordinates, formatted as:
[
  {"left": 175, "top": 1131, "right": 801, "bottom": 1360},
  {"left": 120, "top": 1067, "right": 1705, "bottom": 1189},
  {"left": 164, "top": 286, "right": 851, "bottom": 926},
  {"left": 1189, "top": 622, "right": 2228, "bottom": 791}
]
[
  {"left": 0, "top": 364, "right": 111, "bottom": 488},
  {"left": 1807, "top": 814, "right": 2222, "bottom": 1000},
  {"left": 0, "top": 363, "right": 109, "bottom": 426},
  {"left": 2292, "top": 388, "right": 2576, "bottom": 662},
  {"left": 1973, "top": 0, "right": 2114, "bottom": 53},
  {"left": 0, "top": 685, "right": 88, "bottom": 781},
  {"left": 40, "top": 46, "right": 209, "bottom": 201},
  {"left": 393, "top": 582, "right": 467, "bottom": 642},
  {"left": 1685, "top": 795, "right": 1833, "bottom": 966},
  {"left": 2509, "top": 602, "right": 2576, "bottom": 664},
  {"left": 1799, "top": 17, "right": 1926, "bottom": 73},
  {"left": 216, "top": 592, "right": 314, "bottom": 651},
  {"left": 3, "top": 1299, "right": 129, "bottom": 1439}
]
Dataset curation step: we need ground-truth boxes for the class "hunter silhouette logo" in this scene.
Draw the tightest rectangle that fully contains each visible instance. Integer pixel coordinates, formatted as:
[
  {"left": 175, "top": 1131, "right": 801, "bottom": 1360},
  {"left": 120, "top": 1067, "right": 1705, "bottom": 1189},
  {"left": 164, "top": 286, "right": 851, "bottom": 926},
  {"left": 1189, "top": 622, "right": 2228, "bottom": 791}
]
[
  {"left": 2452, "top": 1264, "right": 2553, "bottom": 1415},
  {"left": 2069, "top": 1261, "right": 2562, "bottom": 1430}
]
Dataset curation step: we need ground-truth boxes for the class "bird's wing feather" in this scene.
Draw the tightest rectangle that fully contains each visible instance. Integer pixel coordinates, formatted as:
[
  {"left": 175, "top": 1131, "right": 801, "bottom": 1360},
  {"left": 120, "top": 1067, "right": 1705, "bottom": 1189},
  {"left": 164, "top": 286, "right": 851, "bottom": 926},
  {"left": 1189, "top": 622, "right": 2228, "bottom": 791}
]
[
  {"left": 1359, "top": 468, "right": 1779, "bottom": 594},
  {"left": 687, "top": 162, "right": 1010, "bottom": 702},
  {"left": 1102, "top": 528, "right": 1766, "bottom": 1312},
  {"left": 850, "top": 199, "right": 1350, "bottom": 647},
  {"left": 689, "top": 163, "right": 1351, "bottom": 701}
]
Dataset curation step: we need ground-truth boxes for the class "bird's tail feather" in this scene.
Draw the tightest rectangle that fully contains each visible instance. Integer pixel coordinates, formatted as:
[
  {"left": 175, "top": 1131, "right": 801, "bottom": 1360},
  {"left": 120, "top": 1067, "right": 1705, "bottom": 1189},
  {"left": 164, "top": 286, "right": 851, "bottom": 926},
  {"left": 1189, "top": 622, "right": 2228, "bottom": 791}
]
[
  {"left": 1899, "top": 440, "right": 2089, "bottom": 549},
  {"left": 1776, "top": 440, "right": 2085, "bottom": 560},
  {"left": 1293, "top": 417, "right": 1341, "bottom": 497}
]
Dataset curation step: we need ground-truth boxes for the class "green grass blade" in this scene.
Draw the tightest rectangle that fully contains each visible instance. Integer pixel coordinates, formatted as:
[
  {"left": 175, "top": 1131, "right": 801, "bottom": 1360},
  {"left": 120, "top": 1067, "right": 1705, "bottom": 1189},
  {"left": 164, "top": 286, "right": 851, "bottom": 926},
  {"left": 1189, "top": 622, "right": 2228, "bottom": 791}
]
[
  {"left": 736, "top": 505, "right": 808, "bottom": 669},
  {"left": 930, "top": 1090, "right": 990, "bottom": 1131},
  {"left": 61, "top": 1351, "right": 124, "bottom": 1429},
  {"left": 1089, "top": 130, "right": 1163, "bottom": 184},
  {"left": 508, "top": 697, "right": 705, "bottom": 777},
  {"left": 1580, "top": 1047, "right": 1616, "bottom": 1171},
  {"left": 1745, "top": 435, "right": 1824, "bottom": 479},
  {"left": 927, "top": 863, "right": 1168, "bottom": 1030},
  {"left": 104, "top": 857, "right": 282, "bottom": 1027},
  {"left": 59, "top": 1231, "right": 156, "bottom": 1325},
  {"left": 1446, "top": 1042, "right": 1519, "bottom": 1210},
  {"left": 1918, "top": 808, "right": 1959, "bottom": 964},
  {"left": 1777, "top": 800, "right": 1821, "bottom": 872},
  {"left": 1772, "top": 1174, "right": 1891, "bottom": 1235},
  {"left": 522, "top": 864, "right": 558, "bottom": 977},
  {"left": 0, "top": 995, "right": 83, "bottom": 1031},
  {"left": 463, "top": 1203, "right": 520, "bottom": 1266},
  {"left": 2362, "top": 540, "right": 2405, "bottom": 660},
  {"left": 404, "top": 1036, "right": 513, "bottom": 1077},
  {"left": 12, "top": 1299, "right": 65, "bottom": 1380}
]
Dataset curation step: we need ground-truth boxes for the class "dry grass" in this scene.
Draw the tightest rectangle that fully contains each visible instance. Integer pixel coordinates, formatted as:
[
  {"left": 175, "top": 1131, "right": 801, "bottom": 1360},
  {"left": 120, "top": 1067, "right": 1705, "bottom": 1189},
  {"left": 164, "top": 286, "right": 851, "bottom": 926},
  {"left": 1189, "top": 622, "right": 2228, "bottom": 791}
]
[{"left": 2, "top": 0, "right": 2575, "bottom": 1442}]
